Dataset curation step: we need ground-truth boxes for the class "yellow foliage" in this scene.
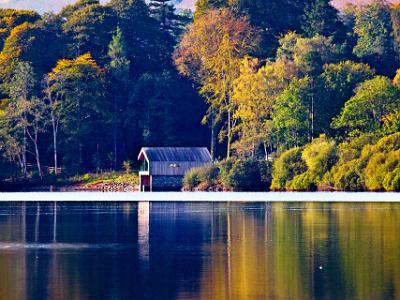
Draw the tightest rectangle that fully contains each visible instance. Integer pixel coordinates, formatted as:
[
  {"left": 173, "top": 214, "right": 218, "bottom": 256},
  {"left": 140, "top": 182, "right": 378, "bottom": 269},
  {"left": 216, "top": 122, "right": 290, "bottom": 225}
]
[{"left": 49, "top": 53, "right": 102, "bottom": 80}]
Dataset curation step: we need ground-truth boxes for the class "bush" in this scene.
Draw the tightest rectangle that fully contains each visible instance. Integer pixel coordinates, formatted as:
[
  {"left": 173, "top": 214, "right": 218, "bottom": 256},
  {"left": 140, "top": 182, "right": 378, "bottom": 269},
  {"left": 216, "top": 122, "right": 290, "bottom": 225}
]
[
  {"left": 328, "top": 160, "right": 365, "bottom": 191},
  {"left": 226, "top": 160, "right": 263, "bottom": 191},
  {"left": 259, "top": 160, "right": 273, "bottom": 189},
  {"left": 369, "top": 132, "right": 400, "bottom": 153},
  {"left": 271, "top": 147, "right": 307, "bottom": 190},
  {"left": 183, "top": 164, "right": 219, "bottom": 190},
  {"left": 197, "top": 164, "right": 219, "bottom": 186},
  {"left": 365, "top": 150, "right": 400, "bottom": 191},
  {"left": 337, "top": 133, "right": 377, "bottom": 164},
  {"left": 183, "top": 168, "right": 201, "bottom": 190},
  {"left": 383, "top": 168, "right": 400, "bottom": 191},
  {"left": 287, "top": 171, "right": 318, "bottom": 191},
  {"left": 217, "top": 159, "right": 234, "bottom": 188},
  {"left": 302, "top": 135, "right": 337, "bottom": 177}
]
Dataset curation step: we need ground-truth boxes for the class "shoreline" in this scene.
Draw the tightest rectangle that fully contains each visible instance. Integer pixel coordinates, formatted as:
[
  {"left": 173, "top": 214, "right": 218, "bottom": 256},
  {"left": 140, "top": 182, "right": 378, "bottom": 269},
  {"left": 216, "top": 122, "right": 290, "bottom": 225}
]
[{"left": 0, "top": 192, "right": 400, "bottom": 202}]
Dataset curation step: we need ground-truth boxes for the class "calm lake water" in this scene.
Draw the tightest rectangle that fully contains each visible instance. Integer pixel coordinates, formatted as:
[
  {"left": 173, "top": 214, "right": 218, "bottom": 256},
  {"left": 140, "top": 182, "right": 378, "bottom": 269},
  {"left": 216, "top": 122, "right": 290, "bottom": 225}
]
[{"left": 0, "top": 202, "right": 399, "bottom": 300}]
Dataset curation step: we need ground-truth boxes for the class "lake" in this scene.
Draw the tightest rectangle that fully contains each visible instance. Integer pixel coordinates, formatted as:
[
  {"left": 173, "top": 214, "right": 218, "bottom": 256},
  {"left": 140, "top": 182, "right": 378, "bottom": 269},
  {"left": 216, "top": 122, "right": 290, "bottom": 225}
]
[{"left": 0, "top": 202, "right": 399, "bottom": 300}]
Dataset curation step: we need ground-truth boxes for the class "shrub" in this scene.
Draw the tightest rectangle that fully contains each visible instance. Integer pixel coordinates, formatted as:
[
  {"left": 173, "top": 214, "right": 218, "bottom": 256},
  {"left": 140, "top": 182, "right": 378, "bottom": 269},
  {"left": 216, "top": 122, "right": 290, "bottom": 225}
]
[
  {"left": 337, "top": 133, "right": 377, "bottom": 164},
  {"left": 328, "top": 160, "right": 365, "bottom": 191},
  {"left": 369, "top": 132, "right": 400, "bottom": 153},
  {"left": 259, "top": 160, "right": 273, "bottom": 189},
  {"left": 287, "top": 171, "right": 317, "bottom": 191},
  {"left": 197, "top": 164, "right": 219, "bottom": 187},
  {"left": 365, "top": 150, "right": 400, "bottom": 191},
  {"left": 226, "top": 160, "right": 263, "bottom": 191},
  {"left": 383, "top": 168, "right": 400, "bottom": 191},
  {"left": 122, "top": 160, "right": 132, "bottom": 174},
  {"left": 183, "top": 168, "right": 201, "bottom": 190},
  {"left": 302, "top": 135, "right": 337, "bottom": 177},
  {"left": 183, "top": 164, "right": 219, "bottom": 190},
  {"left": 217, "top": 159, "right": 234, "bottom": 188},
  {"left": 271, "top": 147, "right": 307, "bottom": 190}
]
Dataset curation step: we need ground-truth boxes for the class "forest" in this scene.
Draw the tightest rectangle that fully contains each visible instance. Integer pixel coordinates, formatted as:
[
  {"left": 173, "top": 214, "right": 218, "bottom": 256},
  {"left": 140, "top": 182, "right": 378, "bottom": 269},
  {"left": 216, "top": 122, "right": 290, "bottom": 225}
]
[{"left": 0, "top": 0, "right": 399, "bottom": 191}]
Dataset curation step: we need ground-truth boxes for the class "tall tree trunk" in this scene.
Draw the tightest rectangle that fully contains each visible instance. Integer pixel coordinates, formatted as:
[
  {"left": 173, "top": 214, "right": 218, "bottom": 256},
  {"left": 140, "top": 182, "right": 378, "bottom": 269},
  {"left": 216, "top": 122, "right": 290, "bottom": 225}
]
[
  {"left": 33, "top": 131, "right": 43, "bottom": 180},
  {"left": 263, "top": 142, "right": 268, "bottom": 161},
  {"left": 210, "top": 112, "right": 217, "bottom": 161},
  {"left": 22, "top": 125, "right": 27, "bottom": 179},
  {"left": 51, "top": 114, "right": 59, "bottom": 175},
  {"left": 53, "top": 127, "right": 58, "bottom": 175},
  {"left": 227, "top": 110, "right": 231, "bottom": 160}
]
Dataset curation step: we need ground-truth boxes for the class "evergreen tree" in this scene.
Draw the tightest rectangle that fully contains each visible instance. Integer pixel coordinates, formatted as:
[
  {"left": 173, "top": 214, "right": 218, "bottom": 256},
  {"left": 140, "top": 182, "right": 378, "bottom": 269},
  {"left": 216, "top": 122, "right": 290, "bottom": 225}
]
[
  {"left": 149, "top": 0, "right": 191, "bottom": 39},
  {"left": 353, "top": 0, "right": 397, "bottom": 76},
  {"left": 302, "top": 0, "right": 344, "bottom": 40},
  {"left": 108, "top": 27, "right": 130, "bottom": 169},
  {"left": 109, "top": 0, "right": 172, "bottom": 74}
]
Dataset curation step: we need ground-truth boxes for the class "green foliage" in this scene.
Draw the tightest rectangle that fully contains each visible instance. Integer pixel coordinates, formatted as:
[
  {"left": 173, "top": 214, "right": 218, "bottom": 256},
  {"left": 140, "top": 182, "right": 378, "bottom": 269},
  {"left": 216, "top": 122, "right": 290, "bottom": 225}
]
[
  {"left": 353, "top": 0, "right": 397, "bottom": 76},
  {"left": 319, "top": 61, "right": 375, "bottom": 133},
  {"left": 365, "top": 150, "right": 400, "bottom": 191},
  {"left": 332, "top": 76, "right": 400, "bottom": 136},
  {"left": 323, "top": 133, "right": 400, "bottom": 191},
  {"left": 302, "top": 0, "right": 344, "bottom": 40},
  {"left": 271, "top": 147, "right": 307, "bottom": 190},
  {"left": 302, "top": 135, "right": 337, "bottom": 177},
  {"left": 362, "top": 134, "right": 400, "bottom": 191},
  {"left": 110, "top": 0, "right": 173, "bottom": 74},
  {"left": 122, "top": 160, "right": 132, "bottom": 174},
  {"left": 287, "top": 171, "right": 318, "bottom": 191},
  {"left": 382, "top": 168, "right": 400, "bottom": 191},
  {"left": 149, "top": 0, "right": 190, "bottom": 39},
  {"left": 216, "top": 159, "right": 234, "bottom": 187},
  {"left": 183, "top": 167, "right": 202, "bottom": 189},
  {"left": 225, "top": 160, "right": 263, "bottom": 191},
  {"left": 337, "top": 133, "right": 378, "bottom": 164},
  {"left": 48, "top": 54, "right": 108, "bottom": 172},
  {"left": 183, "top": 159, "right": 271, "bottom": 191},
  {"left": 63, "top": 3, "right": 116, "bottom": 62},
  {"left": 272, "top": 78, "right": 311, "bottom": 150},
  {"left": 327, "top": 160, "right": 365, "bottom": 191},
  {"left": 259, "top": 160, "right": 273, "bottom": 188}
]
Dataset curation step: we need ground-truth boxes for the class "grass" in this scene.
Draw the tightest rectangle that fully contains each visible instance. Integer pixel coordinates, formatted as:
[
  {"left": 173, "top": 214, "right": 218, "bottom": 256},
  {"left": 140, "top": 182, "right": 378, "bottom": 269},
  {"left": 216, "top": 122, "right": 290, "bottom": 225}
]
[{"left": 70, "top": 171, "right": 139, "bottom": 188}]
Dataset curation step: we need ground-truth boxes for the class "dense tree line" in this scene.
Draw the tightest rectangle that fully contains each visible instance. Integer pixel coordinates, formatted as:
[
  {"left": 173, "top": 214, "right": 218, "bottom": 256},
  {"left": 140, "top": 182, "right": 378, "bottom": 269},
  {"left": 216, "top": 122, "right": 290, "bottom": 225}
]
[
  {"left": 0, "top": 0, "right": 400, "bottom": 191},
  {"left": 0, "top": 0, "right": 207, "bottom": 179},
  {"left": 175, "top": 0, "right": 400, "bottom": 191}
]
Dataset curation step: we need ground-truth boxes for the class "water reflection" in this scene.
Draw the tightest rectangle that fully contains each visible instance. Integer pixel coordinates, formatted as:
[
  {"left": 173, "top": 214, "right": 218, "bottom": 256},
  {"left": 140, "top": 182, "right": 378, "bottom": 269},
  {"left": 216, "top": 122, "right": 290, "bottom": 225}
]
[{"left": 0, "top": 202, "right": 398, "bottom": 299}]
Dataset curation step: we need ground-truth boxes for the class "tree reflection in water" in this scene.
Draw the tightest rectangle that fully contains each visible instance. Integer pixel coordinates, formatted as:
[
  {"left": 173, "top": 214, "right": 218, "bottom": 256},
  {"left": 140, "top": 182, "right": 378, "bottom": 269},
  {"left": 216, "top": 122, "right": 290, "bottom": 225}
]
[{"left": 0, "top": 202, "right": 398, "bottom": 300}]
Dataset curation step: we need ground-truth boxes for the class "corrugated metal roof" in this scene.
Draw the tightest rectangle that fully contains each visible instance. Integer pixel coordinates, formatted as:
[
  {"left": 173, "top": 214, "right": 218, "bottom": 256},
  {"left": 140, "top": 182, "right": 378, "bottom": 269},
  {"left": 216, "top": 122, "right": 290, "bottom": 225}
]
[{"left": 139, "top": 147, "right": 211, "bottom": 162}]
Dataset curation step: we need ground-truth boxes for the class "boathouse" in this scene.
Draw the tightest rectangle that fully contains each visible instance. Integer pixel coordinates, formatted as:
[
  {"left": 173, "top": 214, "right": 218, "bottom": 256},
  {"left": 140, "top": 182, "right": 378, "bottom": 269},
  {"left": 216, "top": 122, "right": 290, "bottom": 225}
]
[{"left": 138, "top": 147, "right": 212, "bottom": 191}]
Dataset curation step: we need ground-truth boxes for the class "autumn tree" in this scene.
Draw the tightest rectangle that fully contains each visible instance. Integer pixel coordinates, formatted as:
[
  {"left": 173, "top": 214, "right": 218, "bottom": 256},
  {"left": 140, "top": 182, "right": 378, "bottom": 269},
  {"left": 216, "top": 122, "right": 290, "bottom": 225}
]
[
  {"left": 232, "top": 58, "right": 298, "bottom": 159},
  {"left": 0, "top": 21, "right": 61, "bottom": 90},
  {"left": 47, "top": 54, "right": 108, "bottom": 172},
  {"left": 174, "top": 9, "right": 258, "bottom": 159},
  {"left": 62, "top": 3, "right": 116, "bottom": 62},
  {"left": 0, "top": 9, "right": 41, "bottom": 49}
]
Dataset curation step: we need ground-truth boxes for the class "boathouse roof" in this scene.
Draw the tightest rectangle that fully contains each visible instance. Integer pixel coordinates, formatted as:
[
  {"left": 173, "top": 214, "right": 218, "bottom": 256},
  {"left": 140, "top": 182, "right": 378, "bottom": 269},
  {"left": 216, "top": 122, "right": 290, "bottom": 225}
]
[{"left": 138, "top": 147, "right": 212, "bottom": 162}]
